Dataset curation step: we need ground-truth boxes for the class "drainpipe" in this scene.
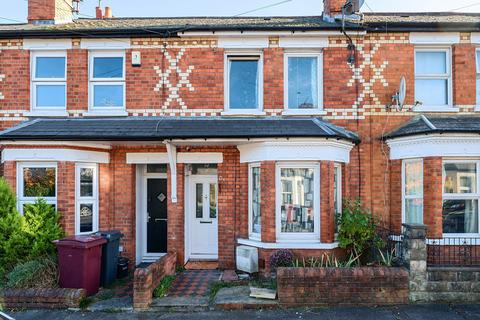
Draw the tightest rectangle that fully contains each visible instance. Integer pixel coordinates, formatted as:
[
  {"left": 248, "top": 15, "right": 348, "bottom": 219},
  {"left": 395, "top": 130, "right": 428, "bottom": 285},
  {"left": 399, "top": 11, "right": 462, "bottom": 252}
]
[{"left": 165, "top": 142, "right": 178, "bottom": 203}]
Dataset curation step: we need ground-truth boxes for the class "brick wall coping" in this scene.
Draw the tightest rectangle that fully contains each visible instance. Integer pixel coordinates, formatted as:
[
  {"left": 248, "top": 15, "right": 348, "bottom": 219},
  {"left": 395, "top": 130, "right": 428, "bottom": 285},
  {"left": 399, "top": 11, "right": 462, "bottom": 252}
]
[
  {"left": 428, "top": 266, "right": 480, "bottom": 272},
  {"left": 0, "top": 287, "right": 86, "bottom": 309}
]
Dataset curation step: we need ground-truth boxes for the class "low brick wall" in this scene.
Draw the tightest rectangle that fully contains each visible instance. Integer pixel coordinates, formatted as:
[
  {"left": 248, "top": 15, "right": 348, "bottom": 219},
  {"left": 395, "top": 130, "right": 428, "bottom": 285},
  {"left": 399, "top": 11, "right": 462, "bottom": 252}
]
[
  {"left": 410, "top": 267, "right": 480, "bottom": 303},
  {"left": 133, "top": 251, "right": 176, "bottom": 311},
  {"left": 0, "top": 288, "right": 86, "bottom": 309},
  {"left": 277, "top": 267, "right": 409, "bottom": 307}
]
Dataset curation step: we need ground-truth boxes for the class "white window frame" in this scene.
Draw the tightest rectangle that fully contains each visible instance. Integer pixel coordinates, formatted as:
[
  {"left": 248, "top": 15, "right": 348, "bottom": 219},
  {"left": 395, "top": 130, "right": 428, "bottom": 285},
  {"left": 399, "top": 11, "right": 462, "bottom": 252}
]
[
  {"left": 413, "top": 47, "right": 454, "bottom": 112},
  {"left": 17, "top": 162, "right": 57, "bottom": 214},
  {"left": 88, "top": 50, "right": 126, "bottom": 113},
  {"left": 30, "top": 51, "right": 67, "bottom": 112},
  {"left": 402, "top": 159, "right": 424, "bottom": 225},
  {"left": 275, "top": 162, "right": 321, "bottom": 242},
  {"left": 248, "top": 163, "right": 261, "bottom": 240},
  {"left": 476, "top": 48, "right": 480, "bottom": 111},
  {"left": 442, "top": 159, "right": 480, "bottom": 237},
  {"left": 75, "top": 163, "right": 99, "bottom": 235},
  {"left": 283, "top": 51, "right": 324, "bottom": 115},
  {"left": 223, "top": 52, "right": 264, "bottom": 115},
  {"left": 334, "top": 163, "right": 342, "bottom": 215}
]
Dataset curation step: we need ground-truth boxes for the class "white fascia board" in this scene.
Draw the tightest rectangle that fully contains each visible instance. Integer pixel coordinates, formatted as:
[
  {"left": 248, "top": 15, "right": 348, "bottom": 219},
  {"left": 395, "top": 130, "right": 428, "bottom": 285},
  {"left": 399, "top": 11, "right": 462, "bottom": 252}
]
[
  {"left": 0, "top": 141, "right": 112, "bottom": 150},
  {"left": 23, "top": 38, "right": 72, "bottom": 50},
  {"left": 80, "top": 38, "right": 131, "bottom": 49},
  {"left": 471, "top": 33, "right": 480, "bottom": 44},
  {"left": 237, "top": 140, "right": 354, "bottom": 163},
  {"left": 387, "top": 134, "right": 480, "bottom": 160},
  {"left": 2, "top": 148, "right": 109, "bottom": 163},
  {"left": 279, "top": 36, "right": 328, "bottom": 48},
  {"left": 409, "top": 32, "right": 460, "bottom": 45},
  {"left": 218, "top": 36, "right": 269, "bottom": 48},
  {"left": 179, "top": 30, "right": 365, "bottom": 37},
  {"left": 126, "top": 152, "right": 224, "bottom": 164}
]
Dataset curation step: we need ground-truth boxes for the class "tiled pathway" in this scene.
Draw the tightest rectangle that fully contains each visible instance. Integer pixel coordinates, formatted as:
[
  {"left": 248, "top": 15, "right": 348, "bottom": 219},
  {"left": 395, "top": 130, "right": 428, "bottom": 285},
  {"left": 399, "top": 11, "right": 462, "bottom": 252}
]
[{"left": 168, "top": 270, "right": 221, "bottom": 297}]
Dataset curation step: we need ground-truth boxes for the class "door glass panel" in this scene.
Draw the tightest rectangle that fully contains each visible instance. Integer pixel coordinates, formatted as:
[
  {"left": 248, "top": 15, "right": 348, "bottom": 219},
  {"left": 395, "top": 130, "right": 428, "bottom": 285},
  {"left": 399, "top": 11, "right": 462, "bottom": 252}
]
[
  {"left": 191, "top": 164, "right": 218, "bottom": 175},
  {"left": 196, "top": 183, "right": 203, "bottom": 218},
  {"left": 80, "top": 203, "right": 93, "bottom": 233},
  {"left": 147, "top": 164, "right": 167, "bottom": 173},
  {"left": 80, "top": 168, "right": 93, "bottom": 197},
  {"left": 209, "top": 183, "right": 217, "bottom": 219}
]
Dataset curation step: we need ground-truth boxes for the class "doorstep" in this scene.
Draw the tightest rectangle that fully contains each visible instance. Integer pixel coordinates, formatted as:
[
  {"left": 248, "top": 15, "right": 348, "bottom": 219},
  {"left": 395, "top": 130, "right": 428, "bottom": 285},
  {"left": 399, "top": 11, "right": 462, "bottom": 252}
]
[{"left": 214, "top": 286, "right": 278, "bottom": 310}]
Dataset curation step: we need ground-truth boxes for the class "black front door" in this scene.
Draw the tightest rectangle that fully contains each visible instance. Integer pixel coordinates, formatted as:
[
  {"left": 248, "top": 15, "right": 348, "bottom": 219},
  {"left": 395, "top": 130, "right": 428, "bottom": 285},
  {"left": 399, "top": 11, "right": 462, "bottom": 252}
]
[{"left": 147, "top": 179, "right": 168, "bottom": 253}]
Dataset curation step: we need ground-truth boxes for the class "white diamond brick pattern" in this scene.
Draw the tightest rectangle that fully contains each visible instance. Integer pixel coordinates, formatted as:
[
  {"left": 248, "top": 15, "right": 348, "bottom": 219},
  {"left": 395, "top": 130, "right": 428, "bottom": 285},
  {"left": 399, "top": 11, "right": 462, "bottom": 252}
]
[{"left": 154, "top": 48, "right": 195, "bottom": 110}]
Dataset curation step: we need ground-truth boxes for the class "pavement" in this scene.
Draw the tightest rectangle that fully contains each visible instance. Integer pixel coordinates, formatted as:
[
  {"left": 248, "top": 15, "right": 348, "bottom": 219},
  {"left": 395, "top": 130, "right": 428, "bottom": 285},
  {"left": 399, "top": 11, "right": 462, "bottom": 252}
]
[{"left": 5, "top": 304, "right": 480, "bottom": 320}]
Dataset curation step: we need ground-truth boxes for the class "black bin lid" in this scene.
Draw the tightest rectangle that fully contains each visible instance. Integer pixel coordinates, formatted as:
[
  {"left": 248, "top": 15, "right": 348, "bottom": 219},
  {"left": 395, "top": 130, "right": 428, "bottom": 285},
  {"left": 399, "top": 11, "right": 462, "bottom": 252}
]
[{"left": 95, "top": 230, "right": 123, "bottom": 241}]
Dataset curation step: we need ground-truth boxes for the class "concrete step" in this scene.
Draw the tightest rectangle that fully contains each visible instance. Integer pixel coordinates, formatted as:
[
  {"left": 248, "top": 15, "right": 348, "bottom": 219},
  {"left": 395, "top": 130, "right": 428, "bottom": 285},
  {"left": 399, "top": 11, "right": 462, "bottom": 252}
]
[
  {"left": 150, "top": 296, "right": 210, "bottom": 312},
  {"left": 214, "top": 286, "right": 278, "bottom": 310}
]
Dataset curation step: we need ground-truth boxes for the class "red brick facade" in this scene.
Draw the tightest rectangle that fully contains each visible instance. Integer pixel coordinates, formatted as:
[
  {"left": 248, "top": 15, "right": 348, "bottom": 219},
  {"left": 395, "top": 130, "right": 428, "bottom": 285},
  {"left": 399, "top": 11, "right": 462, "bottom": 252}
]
[{"left": 1, "top": 6, "right": 479, "bottom": 270}]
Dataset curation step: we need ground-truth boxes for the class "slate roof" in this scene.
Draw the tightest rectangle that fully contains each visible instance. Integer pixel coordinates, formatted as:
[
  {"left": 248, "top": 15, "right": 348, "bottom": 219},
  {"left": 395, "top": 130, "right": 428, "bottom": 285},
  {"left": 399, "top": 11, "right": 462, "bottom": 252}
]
[
  {"left": 364, "top": 12, "right": 480, "bottom": 32},
  {"left": 0, "top": 16, "right": 358, "bottom": 38},
  {"left": 384, "top": 115, "right": 480, "bottom": 140},
  {"left": 0, "top": 117, "right": 360, "bottom": 143}
]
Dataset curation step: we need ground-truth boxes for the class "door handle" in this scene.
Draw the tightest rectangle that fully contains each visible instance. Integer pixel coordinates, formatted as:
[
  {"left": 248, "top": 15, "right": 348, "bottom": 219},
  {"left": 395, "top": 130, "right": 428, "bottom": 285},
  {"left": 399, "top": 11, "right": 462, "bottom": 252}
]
[
  {"left": 155, "top": 218, "right": 168, "bottom": 222},
  {"left": 200, "top": 221, "right": 212, "bottom": 224}
]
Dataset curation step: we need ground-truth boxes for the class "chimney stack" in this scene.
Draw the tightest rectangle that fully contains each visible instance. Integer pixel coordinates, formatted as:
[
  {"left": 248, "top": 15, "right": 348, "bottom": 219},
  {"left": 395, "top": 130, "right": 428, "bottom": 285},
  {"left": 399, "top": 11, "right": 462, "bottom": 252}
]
[
  {"left": 104, "top": 6, "right": 112, "bottom": 19},
  {"left": 28, "top": 0, "right": 76, "bottom": 25},
  {"left": 96, "top": 6, "right": 103, "bottom": 19},
  {"left": 323, "top": 0, "right": 345, "bottom": 17}
]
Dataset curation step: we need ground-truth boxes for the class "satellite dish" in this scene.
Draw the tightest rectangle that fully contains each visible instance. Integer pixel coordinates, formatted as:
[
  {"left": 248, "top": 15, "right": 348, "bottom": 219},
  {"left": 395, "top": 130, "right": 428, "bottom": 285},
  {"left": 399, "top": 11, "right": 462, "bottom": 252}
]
[
  {"left": 391, "top": 76, "right": 406, "bottom": 111},
  {"left": 343, "top": 0, "right": 365, "bottom": 15}
]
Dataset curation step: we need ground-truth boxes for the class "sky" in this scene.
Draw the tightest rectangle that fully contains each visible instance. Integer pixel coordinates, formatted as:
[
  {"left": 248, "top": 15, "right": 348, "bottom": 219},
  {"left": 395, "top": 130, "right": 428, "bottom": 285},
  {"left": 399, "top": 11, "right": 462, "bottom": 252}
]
[{"left": 1, "top": 0, "right": 480, "bottom": 24}]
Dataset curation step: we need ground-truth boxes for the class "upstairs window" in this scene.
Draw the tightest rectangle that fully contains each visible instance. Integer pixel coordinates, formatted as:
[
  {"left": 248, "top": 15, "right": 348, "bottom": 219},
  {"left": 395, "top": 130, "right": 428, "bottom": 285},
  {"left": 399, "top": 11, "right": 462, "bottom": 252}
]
[
  {"left": 89, "top": 51, "right": 125, "bottom": 112},
  {"left": 225, "top": 54, "right": 263, "bottom": 112},
  {"left": 285, "top": 53, "right": 322, "bottom": 111},
  {"left": 414, "top": 49, "right": 452, "bottom": 108},
  {"left": 443, "top": 161, "right": 480, "bottom": 235},
  {"left": 31, "top": 51, "right": 67, "bottom": 111}
]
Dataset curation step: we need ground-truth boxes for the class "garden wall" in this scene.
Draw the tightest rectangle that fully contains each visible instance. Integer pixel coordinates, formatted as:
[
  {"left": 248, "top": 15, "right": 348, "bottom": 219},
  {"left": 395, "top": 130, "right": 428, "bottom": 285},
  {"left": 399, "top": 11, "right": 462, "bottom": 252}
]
[
  {"left": 277, "top": 267, "right": 409, "bottom": 307},
  {"left": 0, "top": 288, "right": 85, "bottom": 309},
  {"left": 133, "top": 251, "right": 176, "bottom": 311}
]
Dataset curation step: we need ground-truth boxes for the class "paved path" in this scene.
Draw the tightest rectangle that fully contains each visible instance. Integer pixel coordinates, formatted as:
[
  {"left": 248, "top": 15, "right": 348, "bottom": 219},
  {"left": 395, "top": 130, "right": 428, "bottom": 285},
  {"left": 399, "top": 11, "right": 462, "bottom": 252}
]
[{"left": 7, "top": 304, "right": 480, "bottom": 320}]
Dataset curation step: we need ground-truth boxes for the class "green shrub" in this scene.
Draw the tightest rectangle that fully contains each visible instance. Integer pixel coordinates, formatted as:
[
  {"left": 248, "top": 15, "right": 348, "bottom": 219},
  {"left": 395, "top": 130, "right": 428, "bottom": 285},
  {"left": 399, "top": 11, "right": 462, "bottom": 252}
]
[
  {"left": 6, "top": 256, "right": 58, "bottom": 288},
  {"left": 0, "top": 178, "right": 29, "bottom": 279},
  {"left": 337, "top": 200, "right": 385, "bottom": 266},
  {"left": 23, "top": 199, "right": 64, "bottom": 258},
  {"left": 153, "top": 275, "right": 176, "bottom": 298}
]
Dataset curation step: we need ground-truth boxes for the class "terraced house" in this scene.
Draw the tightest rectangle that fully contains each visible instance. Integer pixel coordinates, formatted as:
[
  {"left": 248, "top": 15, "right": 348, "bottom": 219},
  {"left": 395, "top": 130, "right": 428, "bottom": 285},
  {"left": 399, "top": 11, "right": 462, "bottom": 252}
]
[{"left": 1, "top": 0, "right": 480, "bottom": 271}]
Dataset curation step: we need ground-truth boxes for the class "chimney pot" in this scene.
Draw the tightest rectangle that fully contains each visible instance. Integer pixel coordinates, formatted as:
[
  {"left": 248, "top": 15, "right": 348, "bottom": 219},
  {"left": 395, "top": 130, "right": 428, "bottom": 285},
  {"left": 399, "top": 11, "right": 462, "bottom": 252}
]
[
  {"left": 96, "top": 6, "right": 103, "bottom": 19},
  {"left": 104, "top": 6, "right": 112, "bottom": 19}
]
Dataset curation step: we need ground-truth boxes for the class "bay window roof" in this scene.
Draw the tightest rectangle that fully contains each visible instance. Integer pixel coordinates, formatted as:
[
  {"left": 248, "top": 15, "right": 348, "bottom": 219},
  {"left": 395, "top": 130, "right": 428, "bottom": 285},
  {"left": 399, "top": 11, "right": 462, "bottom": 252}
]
[{"left": 0, "top": 117, "right": 359, "bottom": 143}]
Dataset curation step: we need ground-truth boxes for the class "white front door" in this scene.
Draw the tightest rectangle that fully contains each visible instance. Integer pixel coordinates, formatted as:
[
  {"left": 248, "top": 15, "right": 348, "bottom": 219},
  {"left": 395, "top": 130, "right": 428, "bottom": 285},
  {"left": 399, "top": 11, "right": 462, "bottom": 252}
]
[{"left": 188, "top": 175, "right": 218, "bottom": 260}]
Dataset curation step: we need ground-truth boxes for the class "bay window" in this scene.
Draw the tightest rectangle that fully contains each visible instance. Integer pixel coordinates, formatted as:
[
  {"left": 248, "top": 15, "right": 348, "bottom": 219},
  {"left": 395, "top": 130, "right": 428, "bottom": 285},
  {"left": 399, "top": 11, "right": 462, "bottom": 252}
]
[
  {"left": 225, "top": 53, "right": 263, "bottom": 112},
  {"left": 249, "top": 164, "right": 261, "bottom": 239},
  {"left": 89, "top": 51, "right": 125, "bottom": 112},
  {"left": 17, "top": 163, "right": 57, "bottom": 214},
  {"left": 284, "top": 52, "right": 323, "bottom": 113},
  {"left": 76, "top": 164, "right": 99, "bottom": 234},
  {"left": 476, "top": 49, "right": 480, "bottom": 107},
  {"left": 276, "top": 163, "right": 320, "bottom": 242},
  {"left": 31, "top": 51, "right": 67, "bottom": 112},
  {"left": 403, "top": 159, "right": 424, "bottom": 224},
  {"left": 414, "top": 48, "right": 452, "bottom": 109},
  {"left": 443, "top": 161, "right": 480, "bottom": 235},
  {"left": 334, "top": 163, "right": 342, "bottom": 233}
]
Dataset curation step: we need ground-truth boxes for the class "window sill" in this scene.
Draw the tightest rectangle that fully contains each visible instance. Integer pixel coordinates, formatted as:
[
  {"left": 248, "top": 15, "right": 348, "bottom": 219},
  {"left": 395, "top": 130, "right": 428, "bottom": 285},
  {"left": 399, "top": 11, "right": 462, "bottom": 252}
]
[
  {"left": 412, "top": 106, "right": 459, "bottom": 113},
  {"left": 237, "top": 238, "right": 339, "bottom": 249},
  {"left": 83, "top": 110, "right": 128, "bottom": 117},
  {"left": 221, "top": 110, "right": 266, "bottom": 116},
  {"left": 24, "top": 111, "right": 69, "bottom": 117},
  {"left": 282, "top": 109, "right": 327, "bottom": 116}
]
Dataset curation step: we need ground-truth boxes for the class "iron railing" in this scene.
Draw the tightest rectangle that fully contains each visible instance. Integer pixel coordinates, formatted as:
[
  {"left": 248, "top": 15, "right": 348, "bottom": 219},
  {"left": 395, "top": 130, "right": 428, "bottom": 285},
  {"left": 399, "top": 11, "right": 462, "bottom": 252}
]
[
  {"left": 375, "top": 227, "right": 404, "bottom": 266},
  {"left": 427, "top": 237, "right": 480, "bottom": 267}
]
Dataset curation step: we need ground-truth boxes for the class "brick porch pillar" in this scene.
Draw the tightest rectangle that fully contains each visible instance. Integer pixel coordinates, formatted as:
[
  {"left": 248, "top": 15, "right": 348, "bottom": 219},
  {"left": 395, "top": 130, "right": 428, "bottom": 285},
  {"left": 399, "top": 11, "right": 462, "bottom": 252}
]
[
  {"left": 57, "top": 161, "right": 75, "bottom": 236},
  {"left": 261, "top": 161, "right": 276, "bottom": 243},
  {"left": 167, "top": 163, "right": 185, "bottom": 265},
  {"left": 320, "top": 161, "right": 335, "bottom": 243},
  {"left": 423, "top": 157, "right": 443, "bottom": 238},
  {"left": 390, "top": 159, "right": 402, "bottom": 234}
]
